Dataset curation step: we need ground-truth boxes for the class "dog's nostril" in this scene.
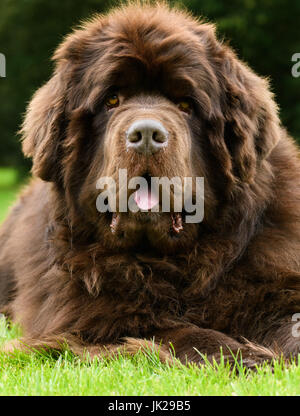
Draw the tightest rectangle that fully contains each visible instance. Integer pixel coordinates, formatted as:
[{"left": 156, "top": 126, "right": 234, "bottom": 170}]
[
  {"left": 130, "top": 131, "right": 142, "bottom": 143},
  {"left": 152, "top": 131, "right": 157, "bottom": 141},
  {"left": 152, "top": 130, "right": 167, "bottom": 144}
]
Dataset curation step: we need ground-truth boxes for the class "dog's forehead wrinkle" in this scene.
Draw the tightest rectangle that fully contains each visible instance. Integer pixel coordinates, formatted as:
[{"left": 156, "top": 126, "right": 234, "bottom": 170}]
[
  {"left": 80, "top": 45, "right": 204, "bottom": 104},
  {"left": 83, "top": 34, "right": 207, "bottom": 93}
]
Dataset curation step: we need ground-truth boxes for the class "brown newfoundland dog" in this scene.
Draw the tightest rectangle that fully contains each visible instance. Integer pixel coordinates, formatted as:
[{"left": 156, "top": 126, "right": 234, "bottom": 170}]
[{"left": 1, "top": 3, "right": 300, "bottom": 367}]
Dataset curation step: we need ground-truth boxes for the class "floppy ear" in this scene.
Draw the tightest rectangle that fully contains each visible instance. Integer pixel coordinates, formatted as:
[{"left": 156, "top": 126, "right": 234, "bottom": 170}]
[
  {"left": 216, "top": 45, "right": 281, "bottom": 184},
  {"left": 199, "top": 25, "right": 281, "bottom": 185},
  {"left": 20, "top": 22, "right": 96, "bottom": 182},
  {"left": 20, "top": 69, "right": 67, "bottom": 182}
]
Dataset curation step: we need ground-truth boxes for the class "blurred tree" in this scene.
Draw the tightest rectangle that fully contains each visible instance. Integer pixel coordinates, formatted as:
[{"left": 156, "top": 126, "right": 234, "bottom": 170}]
[
  {"left": 184, "top": 0, "right": 300, "bottom": 142},
  {"left": 0, "top": 0, "right": 114, "bottom": 173},
  {"left": 0, "top": 0, "right": 299, "bottom": 173}
]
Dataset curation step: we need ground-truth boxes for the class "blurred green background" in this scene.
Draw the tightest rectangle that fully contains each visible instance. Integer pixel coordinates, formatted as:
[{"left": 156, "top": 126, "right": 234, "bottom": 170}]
[{"left": 0, "top": 0, "right": 299, "bottom": 219}]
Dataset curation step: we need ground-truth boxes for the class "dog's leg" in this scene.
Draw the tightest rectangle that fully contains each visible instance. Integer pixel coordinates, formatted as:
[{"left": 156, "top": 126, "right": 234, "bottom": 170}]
[
  {"left": 154, "top": 326, "right": 277, "bottom": 368},
  {"left": 2, "top": 327, "right": 278, "bottom": 368},
  {"left": 1, "top": 335, "right": 173, "bottom": 363}
]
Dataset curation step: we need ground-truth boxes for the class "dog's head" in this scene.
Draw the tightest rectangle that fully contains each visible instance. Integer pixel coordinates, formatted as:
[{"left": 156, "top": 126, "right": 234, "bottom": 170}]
[{"left": 21, "top": 4, "right": 281, "bottom": 253}]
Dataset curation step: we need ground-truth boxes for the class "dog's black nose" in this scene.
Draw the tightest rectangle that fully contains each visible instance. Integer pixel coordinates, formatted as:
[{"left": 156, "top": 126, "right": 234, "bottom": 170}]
[{"left": 126, "top": 119, "right": 168, "bottom": 155}]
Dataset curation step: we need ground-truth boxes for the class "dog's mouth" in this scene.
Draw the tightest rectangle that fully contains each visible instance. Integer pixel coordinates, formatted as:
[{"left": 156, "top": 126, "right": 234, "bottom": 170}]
[
  {"left": 110, "top": 212, "right": 184, "bottom": 234},
  {"left": 133, "top": 174, "right": 159, "bottom": 211},
  {"left": 109, "top": 173, "right": 184, "bottom": 235}
]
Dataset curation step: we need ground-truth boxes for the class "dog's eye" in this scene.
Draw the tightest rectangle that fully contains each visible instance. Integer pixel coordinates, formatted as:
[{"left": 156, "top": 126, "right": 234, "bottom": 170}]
[
  {"left": 177, "top": 100, "right": 191, "bottom": 113},
  {"left": 106, "top": 94, "right": 120, "bottom": 109}
]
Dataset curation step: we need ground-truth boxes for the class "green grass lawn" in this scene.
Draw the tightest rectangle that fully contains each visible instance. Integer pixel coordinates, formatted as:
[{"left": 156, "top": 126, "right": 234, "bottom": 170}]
[
  {"left": 0, "top": 168, "right": 23, "bottom": 223},
  {"left": 0, "top": 168, "right": 300, "bottom": 396},
  {"left": 1, "top": 317, "right": 300, "bottom": 396}
]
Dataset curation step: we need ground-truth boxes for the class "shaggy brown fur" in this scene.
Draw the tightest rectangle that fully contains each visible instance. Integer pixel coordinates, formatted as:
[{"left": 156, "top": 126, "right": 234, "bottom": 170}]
[{"left": 1, "top": 2, "right": 300, "bottom": 367}]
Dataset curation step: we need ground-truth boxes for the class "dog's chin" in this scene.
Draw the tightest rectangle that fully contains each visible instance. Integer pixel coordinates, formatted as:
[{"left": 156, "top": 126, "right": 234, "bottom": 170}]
[{"left": 100, "top": 211, "right": 198, "bottom": 254}]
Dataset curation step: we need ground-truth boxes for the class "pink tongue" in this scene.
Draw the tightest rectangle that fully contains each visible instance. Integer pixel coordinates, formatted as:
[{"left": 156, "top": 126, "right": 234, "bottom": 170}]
[{"left": 134, "top": 187, "right": 159, "bottom": 210}]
